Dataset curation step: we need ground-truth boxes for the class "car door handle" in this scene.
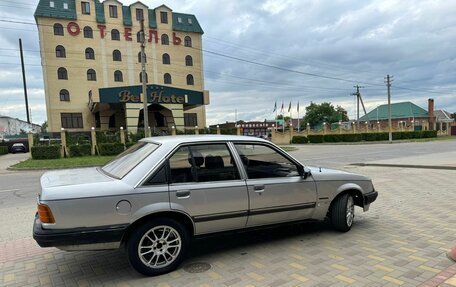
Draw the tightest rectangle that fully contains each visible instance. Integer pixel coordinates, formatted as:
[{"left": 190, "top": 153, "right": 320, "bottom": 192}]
[
  {"left": 176, "top": 190, "right": 190, "bottom": 198},
  {"left": 253, "top": 185, "right": 265, "bottom": 193}
]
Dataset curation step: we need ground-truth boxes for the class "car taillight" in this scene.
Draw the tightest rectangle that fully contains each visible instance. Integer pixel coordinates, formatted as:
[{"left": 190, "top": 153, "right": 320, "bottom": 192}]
[{"left": 38, "top": 204, "right": 55, "bottom": 224}]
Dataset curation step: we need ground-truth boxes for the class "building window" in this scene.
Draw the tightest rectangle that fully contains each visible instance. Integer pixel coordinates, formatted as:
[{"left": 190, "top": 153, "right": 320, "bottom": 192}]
[
  {"left": 164, "top": 73, "right": 172, "bottom": 84},
  {"left": 114, "top": 70, "right": 123, "bottom": 82},
  {"left": 111, "top": 29, "right": 120, "bottom": 40},
  {"left": 162, "top": 53, "right": 170, "bottom": 64},
  {"left": 87, "top": 69, "right": 96, "bottom": 81},
  {"left": 63, "top": 3, "right": 68, "bottom": 9},
  {"left": 140, "top": 72, "right": 148, "bottom": 83},
  {"left": 177, "top": 17, "right": 182, "bottom": 23},
  {"left": 57, "top": 67, "right": 68, "bottom": 80},
  {"left": 184, "top": 36, "right": 192, "bottom": 47},
  {"left": 81, "top": 1, "right": 90, "bottom": 15},
  {"left": 185, "top": 55, "right": 193, "bottom": 66},
  {"left": 136, "top": 8, "right": 144, "bottom": 20},
  {"left": 59, "top": 89, "right": 70, "bottom": 101},
  {"left": 61, "top": 113, "right": 83, "bottom": 129},
  {"left": 184, "top": 113, "right": 197, "bottom": 127},
  {"left": 136, "top": 31, "right": 141, "bottom": 43},
  {"left": 161, "top": 34, "right": 169, "bottom": 45},
  {"left": 138, "top": 52, "right": 146, "bottom": 63},
  {"left": 113, "top": 50, "right": 121, "bottom": 61},
  {"left": 188, "top": 18, "right": 192, "bottom": 24},
  {"left": 160, "top": 11, "right": 168, "bottom": 23},
  {"left": 85, "top": 48, "right": 95, "bottom": 59},
  {"left": 50, "top": 1, "right": 54, "bottom": 8},
  {"left": 109, "top": 5, "right": 117, "bottom": 18},
  {"left": 83, "top": 26, "right": 93, "bottom": 38},
  {"left": 55, "top": 45, "right": 66, "bottom": 58},
  {"left": 53, "top": 23, "right": 64, "bottom": 36},
  {"left": 186, "top": 74, "right": 194, "bottom": 85}
]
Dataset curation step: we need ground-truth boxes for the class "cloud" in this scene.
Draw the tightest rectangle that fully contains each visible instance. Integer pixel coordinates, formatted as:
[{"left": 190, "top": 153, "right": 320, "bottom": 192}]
[{"left": 0, "top": 0, "right": 454, "bottom": 129}]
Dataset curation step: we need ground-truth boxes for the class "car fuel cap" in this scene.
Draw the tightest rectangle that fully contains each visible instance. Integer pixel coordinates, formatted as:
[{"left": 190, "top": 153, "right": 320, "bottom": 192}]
[{"left": 116, "top": 200, "right": 131, "bottom": 215}]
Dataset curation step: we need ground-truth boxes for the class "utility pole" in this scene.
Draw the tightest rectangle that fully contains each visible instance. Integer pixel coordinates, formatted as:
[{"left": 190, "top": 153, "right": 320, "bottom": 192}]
[
  {"left": 352, "top": 85, "right": 364, "bottom": 127},
  {"left": 140, "top": 19, "right": 149, "bottom": 137},
  {"left": 385, "top": 75, "right": 393, "bottom": 143},
  {"left": 19, "top": 39, "right": 30, "bottom": 124}
]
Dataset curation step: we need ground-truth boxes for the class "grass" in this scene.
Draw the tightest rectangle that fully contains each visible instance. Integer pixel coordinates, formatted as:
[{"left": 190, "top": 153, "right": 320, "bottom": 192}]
[{"left": 11, "top": 156, "right": 115, "bottom": 170}]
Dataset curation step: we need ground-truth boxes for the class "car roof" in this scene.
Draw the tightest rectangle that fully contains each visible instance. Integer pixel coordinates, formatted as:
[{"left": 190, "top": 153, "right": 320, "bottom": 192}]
[
  {"left": 140, "top": 135, "right": 269, "bottom": 145},
  {"left": 12, "top": 143, "right": 25, "bottom": 146}
]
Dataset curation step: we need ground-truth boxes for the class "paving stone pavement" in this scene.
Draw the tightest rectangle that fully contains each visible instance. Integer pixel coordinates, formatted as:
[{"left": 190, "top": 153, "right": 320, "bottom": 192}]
[{"left": 1, "top": 165, "right": 455, "bottom": 286}]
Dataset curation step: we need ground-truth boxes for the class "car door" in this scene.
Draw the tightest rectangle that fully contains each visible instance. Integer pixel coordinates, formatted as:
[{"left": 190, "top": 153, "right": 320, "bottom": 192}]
[
  {"left": 233, "top": 143, "right": 317, "bottom": 227},
  {"left": 168, "top": 143, "right": 249, "bottom": 235}
]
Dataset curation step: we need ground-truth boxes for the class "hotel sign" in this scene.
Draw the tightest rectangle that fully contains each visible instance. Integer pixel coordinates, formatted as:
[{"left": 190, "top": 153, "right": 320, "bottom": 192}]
[{"left": 99, "top": 85, "right": 203, "bottom": 105}]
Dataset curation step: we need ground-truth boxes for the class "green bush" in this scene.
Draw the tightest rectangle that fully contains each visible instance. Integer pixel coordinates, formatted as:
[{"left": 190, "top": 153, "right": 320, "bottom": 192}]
[
  {"left": 323, "top": 134, "right": 342, "bottom": 142},
  {"left": 291, "top": 136, "right": 308, "bottom": 144},
  {"left": 339, "top": 133, "right": 362, "bottom": 142},
  {"left": 98, "top": 143, "right": 125, "bottom": 156},
  {"left": 68, "top": 144, "right": 91, "bottom": 157},
  {"left": 308, "top": 135, "right": 324, "bottom": 143},
  {"left": 31, "top": 145, "right": 60, "bottom": 159},
  {"left": 422, "top": 130, "right": 437, "bottom": 138},
  {"left": 0, "top": 146, "right": 8, "bottom": 155}
]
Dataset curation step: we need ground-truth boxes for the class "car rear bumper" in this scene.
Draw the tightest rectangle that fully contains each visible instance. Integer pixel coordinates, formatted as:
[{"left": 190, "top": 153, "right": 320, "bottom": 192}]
[{"left": 33, "top": 215, "right": 127, "bottom": 248}]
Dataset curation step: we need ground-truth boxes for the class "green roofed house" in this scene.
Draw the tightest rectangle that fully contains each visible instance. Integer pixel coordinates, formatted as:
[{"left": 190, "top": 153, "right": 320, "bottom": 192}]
[{"left": 359, "top": 99, "right": 437, "bottom": 131}]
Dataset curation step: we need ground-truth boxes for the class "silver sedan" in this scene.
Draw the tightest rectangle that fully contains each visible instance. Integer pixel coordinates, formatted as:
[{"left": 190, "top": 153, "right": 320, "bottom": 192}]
[{"left": 33, "top": 135, "right": 377, "bottom": 276}]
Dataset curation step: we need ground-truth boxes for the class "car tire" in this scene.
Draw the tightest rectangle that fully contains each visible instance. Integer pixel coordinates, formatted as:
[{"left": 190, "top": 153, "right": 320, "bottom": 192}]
[
  {"left": 126, "top": 218, "right": 189, "bottom": 276},
  {"left": 330, "top": 193, "right": 355, "bottom": 232}
]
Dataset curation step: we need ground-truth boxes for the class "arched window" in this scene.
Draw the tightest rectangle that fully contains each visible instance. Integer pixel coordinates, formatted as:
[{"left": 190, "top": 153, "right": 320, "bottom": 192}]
[
  {"left": 87, "top": 69, "right": 96, "bottom": 81},
  {"left": 184, "top": 36, "right": 192, "bottom": 47},
  {"left": 114, "top": 70, "right": 123, "bottom": 82},
  {"left": 85, "top": 48, "right": 95, "bottom": 60},
  {"left": 185, "top": 55, "right": 193, "bottom": 66},
  {"left": 53, "top": 23, "right": 64, "bottom": 36},
  {"left": 113, "top": 49, "right": 122, "bottom": 61},
  {"left": 55, "top": 45, "right": 66, "bottom": 58},
  {"left": 59, "top": 89, "right": 70, "bottom": 101},
  {"left": 164, "top": 73, "right": 172, "bottom": 84},
  {"left": 139, "top": 71, "right": 148, "bottom": 83},
  {"left": 111, "top": 29, "right": 120, "bottom": 40},
  {"left": 138, "top": 52, "right": 146, "bottom": 63},
  {"left": 136, "top": 31, "right": 141, "bottom": 43},
  {"left": 162, "top": 53, "right": 170, "bottom": 64},
  {"left": 83, "top": 26, "right": 93, "bottom": 38},
  {"left": 161, "top": 34, "right": 169, "bottom": 45},
  {"left": 186, "top": 74, "right": 194, "bottom": 85},
  {"left": 57, "top": 67, "right": 68, "bottom": 80}
]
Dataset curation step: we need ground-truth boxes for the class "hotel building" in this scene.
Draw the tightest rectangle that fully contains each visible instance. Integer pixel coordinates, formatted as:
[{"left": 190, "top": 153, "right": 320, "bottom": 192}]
[{"left": 34, "top": 0, "right": 209, "bottom": 133}]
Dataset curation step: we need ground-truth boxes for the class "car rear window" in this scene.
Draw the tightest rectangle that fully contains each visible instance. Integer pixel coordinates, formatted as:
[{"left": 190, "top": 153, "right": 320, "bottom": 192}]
[{"left": 101, "top": 142, "right": 159, "bottom": 179}]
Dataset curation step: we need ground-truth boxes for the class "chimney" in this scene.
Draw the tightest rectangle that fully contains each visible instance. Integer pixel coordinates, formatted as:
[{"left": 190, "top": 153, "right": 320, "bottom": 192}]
[{"left": 428, "top": 98, "right": 435, "bottom": 130}]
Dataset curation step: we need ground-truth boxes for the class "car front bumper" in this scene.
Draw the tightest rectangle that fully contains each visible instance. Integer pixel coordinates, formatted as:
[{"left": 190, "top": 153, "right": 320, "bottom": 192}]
[{"left": 33, "top": 215, "right": 128, "bottom": 248}]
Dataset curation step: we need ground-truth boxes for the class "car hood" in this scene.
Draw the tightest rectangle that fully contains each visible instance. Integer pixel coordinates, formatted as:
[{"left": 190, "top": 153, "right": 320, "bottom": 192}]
[
  {"left": 308, "top": 166, "right": 371, "bottom": 181},
  {"left": 40, "top": 167, "right": 114, "bottom": 189}
]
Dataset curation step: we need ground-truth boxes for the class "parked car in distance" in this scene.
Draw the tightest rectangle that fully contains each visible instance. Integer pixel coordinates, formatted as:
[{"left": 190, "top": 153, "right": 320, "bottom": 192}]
[
  {"left": 33, "top": 135, "right": 377, "bottom": 276},
  {"left": 11, "top": 143, "right": 26, "bottom": 153}
]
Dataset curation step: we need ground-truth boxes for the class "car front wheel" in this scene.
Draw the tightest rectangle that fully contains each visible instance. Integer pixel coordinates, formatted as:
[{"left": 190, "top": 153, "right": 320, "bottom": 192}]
[
  {"left": 127, "top": 218, "right": 189, "bottom": 276},
  {"left": 330, "top": 193, "right": 355, "bottom": 232}
]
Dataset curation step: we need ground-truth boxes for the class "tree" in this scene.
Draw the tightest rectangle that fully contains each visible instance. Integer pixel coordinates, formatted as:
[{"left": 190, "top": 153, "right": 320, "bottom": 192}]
[
  {"left": 303, "top": 102, "right": 349, "bottom": 128},
  {"left": 41, "top": 121, "right": 48, "bottom": 133}
]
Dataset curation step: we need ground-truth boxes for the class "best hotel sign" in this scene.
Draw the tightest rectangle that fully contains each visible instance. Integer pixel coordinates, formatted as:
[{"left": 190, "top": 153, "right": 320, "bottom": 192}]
[{"left": 99, "top": 85, "right": 204, "bottom": 105}]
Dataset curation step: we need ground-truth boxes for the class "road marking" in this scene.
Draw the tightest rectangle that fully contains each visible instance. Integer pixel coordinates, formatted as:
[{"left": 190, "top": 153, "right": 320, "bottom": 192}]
[{"left": 0, "top": 189, "right": 20, "bottom": 193}]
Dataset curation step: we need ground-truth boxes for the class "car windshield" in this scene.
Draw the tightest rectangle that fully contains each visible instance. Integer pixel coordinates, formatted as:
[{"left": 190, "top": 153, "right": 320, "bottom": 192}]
[{"left": 101, "top": 142, "right": 159, "bottom": 179}]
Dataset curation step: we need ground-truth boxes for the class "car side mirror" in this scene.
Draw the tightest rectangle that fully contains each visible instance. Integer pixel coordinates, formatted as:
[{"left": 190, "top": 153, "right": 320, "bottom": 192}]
[{"left": 299, "top": 165, "right": 311, "bottom": 179}]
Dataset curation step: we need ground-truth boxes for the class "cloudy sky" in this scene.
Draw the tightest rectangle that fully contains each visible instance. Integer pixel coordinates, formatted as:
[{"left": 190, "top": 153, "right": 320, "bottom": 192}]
[{"left": 0, "top": 0, "right": 455, "bottom": 126}]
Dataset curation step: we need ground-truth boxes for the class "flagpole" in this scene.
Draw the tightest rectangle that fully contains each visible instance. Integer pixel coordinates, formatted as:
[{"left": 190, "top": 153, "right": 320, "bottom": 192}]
[{"left": 297, "top": 101, "right": 300, "bottom": 132}]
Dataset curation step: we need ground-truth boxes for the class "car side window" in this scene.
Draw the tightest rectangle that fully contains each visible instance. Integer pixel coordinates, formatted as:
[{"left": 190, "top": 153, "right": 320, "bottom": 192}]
[
  {"left": 234, "top": 144, "right": 299, "bottom": 179},
  {"left": 144, "top": 164, "right": 168, "bottom": 185},
  {"left": 169, "top": 144, "right": 240, "bottom": 183}
]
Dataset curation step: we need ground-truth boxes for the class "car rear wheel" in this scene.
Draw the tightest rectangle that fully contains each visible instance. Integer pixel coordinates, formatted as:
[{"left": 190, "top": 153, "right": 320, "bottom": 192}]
[
  {"left": 330, "top": 193, "right": 355, "bottom": 232},
  {"left": 127, "top": 218, "right": 189, "bottom": 276}
]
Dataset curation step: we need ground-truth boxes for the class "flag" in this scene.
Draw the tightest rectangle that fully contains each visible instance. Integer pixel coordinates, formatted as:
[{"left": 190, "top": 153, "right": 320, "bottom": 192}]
[
  {"left": 288, "top": 101, "right": 291, "bottom": 112},
  {"left": 273, "top": 101, "right": 277, "bottom": 112},
  {"left": 297, "top": 101, "right": 300, "bottom": 113},
  {"left": 281, "top": 101, "right": 284, "bottom": 113}
]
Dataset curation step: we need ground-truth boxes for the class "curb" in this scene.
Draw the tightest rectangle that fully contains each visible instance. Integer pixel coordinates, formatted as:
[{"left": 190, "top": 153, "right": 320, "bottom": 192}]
[{"left": 350, "top": 163, "right": 456, "bottom": 170}]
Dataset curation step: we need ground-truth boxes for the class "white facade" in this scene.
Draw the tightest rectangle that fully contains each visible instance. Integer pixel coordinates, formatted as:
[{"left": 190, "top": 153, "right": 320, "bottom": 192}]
[{"left": 0, "top": 116, "right": 41, "bottom": 137}]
